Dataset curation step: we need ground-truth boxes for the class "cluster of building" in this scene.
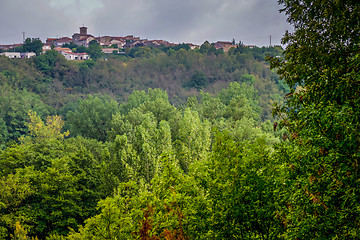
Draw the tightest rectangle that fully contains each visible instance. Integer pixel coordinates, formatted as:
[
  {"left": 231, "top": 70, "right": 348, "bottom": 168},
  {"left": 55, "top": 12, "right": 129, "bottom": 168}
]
[
  {"left": 0, "top": 26, "right": 249, "bottom": 60},
  {"left": 45, "top": 26, "right": 198, "bottom": 51},
  {"left": 50, "top": 47, "right": 90, "bottom": 60}
]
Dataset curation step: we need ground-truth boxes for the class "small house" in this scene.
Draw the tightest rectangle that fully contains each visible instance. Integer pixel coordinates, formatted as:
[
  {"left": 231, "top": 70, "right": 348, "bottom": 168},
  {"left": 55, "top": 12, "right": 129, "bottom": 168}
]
[{"left": 0, "top": 52, "right": 21, "bottom": 58}]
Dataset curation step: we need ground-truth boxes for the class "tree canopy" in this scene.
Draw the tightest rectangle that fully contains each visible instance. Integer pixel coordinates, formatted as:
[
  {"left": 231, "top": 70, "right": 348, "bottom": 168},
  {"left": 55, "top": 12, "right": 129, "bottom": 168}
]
[
  {"left": 22, "top": 38, "right": 44, "bottom": 55},
  {"left": 269, "top": 0, "right": 360, "bottom": 238},
  {"left": 86, "top": 40, "right": 102, "bottom": 60}
]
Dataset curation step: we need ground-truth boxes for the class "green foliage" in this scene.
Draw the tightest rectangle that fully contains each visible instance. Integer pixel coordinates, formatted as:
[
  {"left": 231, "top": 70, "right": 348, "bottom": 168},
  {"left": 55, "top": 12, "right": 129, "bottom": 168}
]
[
  {"left": 2, "top": 1, "right": 359, "bottom": 239},
  {"left": 67, "top": 131, "right": 284, "bottom": 239},
  {"left": 0, "top": 29, "right": 290, "bottom": 240},
  {"left": 128, "top": 46, "right": 153, "bottom": 58},
  {"left": 189, "top": 70, "right": 207, "bottom": 90},
  {"left": 119, "top": 88, "right": 172, "bottom": 116},
  {"left": 62, "top": 42, "right": 78, "bottom": 51},
  {"left": 74, "top": 45, "right": 87, "bottom": 53},
  {"left": 66, "top": 95, "right": 119, "bottom": 142},
  {"left": 198, "top": 133, "right": 283, "bottom": 239},
  {"left": 199, "top": 41, "right": 216, "bottom": 55},
  {"left": 86, "top": 40, "right": 102, "bottom": 60},
  {"left": 0, "top": 56, "right": 47, "bottom": 93},
  {"left": 10, "top": 222, "right": 39, "bottom": 240},
  {"left": 0, "top": 171, "right": 33, "bottom": 209},
  {"left": 22, "top": 38, "right": 43, "bottom": 56},
  {"left": 269, "top": 0, "right": 360, "bottom": 238},
  {"left": 0, "top": 135, "right": 111, "bottom": 238},
  {"left": 20, "top": 110, "right": 69, "bottom": 144},
  {"left": 2, "top": 41, "right": 285, "bottom": 121},
  {"left": 67, "top": 161, "right": 202, "bottom": 239},
  {"left": 109, "top": 114, "right": 171, "bottom": 183},
  {"left": 218, "top": 81, "right": 261, "bottom": 117},
  {"left": 0, "top": 80, "right": 284, "bottom": 239},
  {"left": 171, "top": 43, "right": 191, "bottom": 51},
  {"left": 34, "top": 50, "right": 63, "bottom": 76},
  {"left": 0, "top": 118, "right": 8, "bottom": 149},
  {"left": 0, "top": 86, "right": 53, "bottom": 142},
  {"left": 0, "top": 171, "right": 34, "bottom": 238},
  {"left": 174, "top": 108, "right": 211, "bottom": 172},
  {"left": 66, "top": 181, "right": 141, "bottom": 240}
]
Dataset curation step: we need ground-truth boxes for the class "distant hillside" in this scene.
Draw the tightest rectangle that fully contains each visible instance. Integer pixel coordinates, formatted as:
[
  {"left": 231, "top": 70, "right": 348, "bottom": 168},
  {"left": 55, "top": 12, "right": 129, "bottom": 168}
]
[
  {"left": 0, "top": 45, "right": 287, "bottom": 144},
  {"left": 1, "top": 45, "right": 286, "bottom": 110}
]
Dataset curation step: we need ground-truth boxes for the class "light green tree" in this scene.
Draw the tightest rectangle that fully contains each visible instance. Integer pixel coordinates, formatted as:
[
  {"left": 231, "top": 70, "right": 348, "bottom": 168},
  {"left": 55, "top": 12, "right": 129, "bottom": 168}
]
[
  {"left": 19, "top": 110, "right": 69, "bottom": 144},
  {"left": 0, "top": 171, "right": 34, "bottom": 239},
  {"left": 175, "top": 108, "right": 211, "bottom": 172}
]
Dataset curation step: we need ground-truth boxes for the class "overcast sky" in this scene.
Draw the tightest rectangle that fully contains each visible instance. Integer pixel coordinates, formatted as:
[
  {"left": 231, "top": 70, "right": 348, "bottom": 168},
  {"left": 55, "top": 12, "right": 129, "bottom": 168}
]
[{"left": 0, "top": 0, "right": 291, "bottom": 46}]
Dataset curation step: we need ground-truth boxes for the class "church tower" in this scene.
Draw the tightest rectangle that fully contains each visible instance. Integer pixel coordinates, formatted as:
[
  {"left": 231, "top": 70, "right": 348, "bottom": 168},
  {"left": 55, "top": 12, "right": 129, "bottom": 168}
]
[{"left": 80, "top": 26, "right": 87, "bottom": 35}]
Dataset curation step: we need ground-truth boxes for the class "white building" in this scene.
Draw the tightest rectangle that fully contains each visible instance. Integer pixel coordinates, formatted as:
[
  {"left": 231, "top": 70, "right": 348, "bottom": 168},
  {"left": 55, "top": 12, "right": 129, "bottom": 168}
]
[
  {"left": 110, "top": 39, "right": 126, "bottom": 48},
  {"left": 0, "top": 52, "right": 21, "bottom": 58},
  {"left": 21, "top": 52, "right": 36, "bottom": 58},
  {"left": 61, "top": 51, "right": 89, "bottom": 60},
  {"left": 102, "top": 48, "right": 118, "bottom": 54},
  {"left": 42, "top": 45, "right": 52, "bottom": 53}
]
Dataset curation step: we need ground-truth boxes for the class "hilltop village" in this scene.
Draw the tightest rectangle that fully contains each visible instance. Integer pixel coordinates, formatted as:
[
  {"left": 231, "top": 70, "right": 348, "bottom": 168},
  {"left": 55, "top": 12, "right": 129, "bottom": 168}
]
[{"left": 0, "top": 26, "right": 253, "bottom": 60}]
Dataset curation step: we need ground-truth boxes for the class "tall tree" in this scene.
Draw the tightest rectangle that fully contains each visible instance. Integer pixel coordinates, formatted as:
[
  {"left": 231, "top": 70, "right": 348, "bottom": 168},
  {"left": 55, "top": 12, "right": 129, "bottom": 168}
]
[
  {"left": 270, "top": 0, "right": 360, "bottom": 238},
  {"left": 66, "top": 95, "right": 119, "bottom": 142},
  {"left": 87, "top": 40, "right": 102, "bottom": 60},
  {"left": 189, "top": 70, "right": 207, "bottom": 90},
  {"left": 0, "top": 86, "right": 53, "bottom": 142},
  {"left": 34, "top": 49, "right": 63, "bottom": 75},
  {"left": 22, "top": 38, "right": 43, "bottom": 56}
]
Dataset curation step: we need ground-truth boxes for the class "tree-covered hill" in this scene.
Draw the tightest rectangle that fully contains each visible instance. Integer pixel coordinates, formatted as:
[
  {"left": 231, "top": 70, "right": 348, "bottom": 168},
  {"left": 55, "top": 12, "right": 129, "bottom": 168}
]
[
  {"left": 1, "top": 46, "right": 284, "bottom": 104},
  {"left": 0, "top": 44, "right": 286, "bottom": 145}
]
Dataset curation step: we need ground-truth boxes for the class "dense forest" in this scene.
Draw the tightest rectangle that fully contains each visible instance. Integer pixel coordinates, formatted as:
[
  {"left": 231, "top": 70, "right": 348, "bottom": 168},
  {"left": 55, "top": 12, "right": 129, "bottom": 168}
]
[
  {"left": 1, "top": 0, "right": 359, "bottom": 239},
  {"left": 0, "top": 38, "right": 284, "bottom": 147}
]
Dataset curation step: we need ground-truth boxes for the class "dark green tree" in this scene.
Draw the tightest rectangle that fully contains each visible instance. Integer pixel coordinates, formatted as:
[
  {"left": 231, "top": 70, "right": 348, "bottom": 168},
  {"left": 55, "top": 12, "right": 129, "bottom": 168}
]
[
  {"left": 75, "top": 45, "right": 87, "bottom": 53},
  {"left": 62, "top": 42, "right": 78, "bottom": 50},
  {"left": 128, "top": 47, "right": 153, "bottom": 58},
  {"left": 189, "top": 70, "right": 207, "bottom": 90},
  {"left": 22, "top": 38, "right": 44, "bottom": 55},
  {"left": 270, "top": 0, "right": 360, "bottom": 238},
  {"left": 66, "top": 95, "right": 119, "bottom": 142},
  {"left": 0, "top": 118, "right": 8, "bottom": 149},
  {"left": 87, "top": 40, "right": 102, "bottom": 60},
  {"left": 0, "top": 136, "right": 110, "bottom": 238},
  {"left": 0, "top": 86, "right": 53, "bottom": 143},
  {"left": 199, "top": 41, "right": 216, "bottom": 55},
  {"left": 173, "top": 43, "right": 191, "bottom": 51},
  {"left": 34, "top": 49, "right": 63, "bottom": 75}
]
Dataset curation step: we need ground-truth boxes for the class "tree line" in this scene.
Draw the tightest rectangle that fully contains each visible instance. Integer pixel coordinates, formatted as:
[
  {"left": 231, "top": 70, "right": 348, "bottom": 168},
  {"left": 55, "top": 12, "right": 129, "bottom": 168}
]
[{"left": 0, "top": 39, "right": 285, "bottom": 146}]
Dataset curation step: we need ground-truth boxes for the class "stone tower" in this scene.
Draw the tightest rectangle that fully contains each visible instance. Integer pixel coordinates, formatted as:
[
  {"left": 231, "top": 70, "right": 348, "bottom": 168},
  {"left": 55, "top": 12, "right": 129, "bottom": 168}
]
[{"left": 80, "top": 26, "right": 87, "bottom": 35}]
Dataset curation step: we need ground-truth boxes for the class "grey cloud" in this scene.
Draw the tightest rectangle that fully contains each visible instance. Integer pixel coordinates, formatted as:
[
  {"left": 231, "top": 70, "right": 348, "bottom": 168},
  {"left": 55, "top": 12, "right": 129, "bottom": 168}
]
[
  {"left": 49, "top": 0, "right": 104, "bottom": 16},
  {"left": 0, "top": 0, "right": 290, "bottom": 46}
]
